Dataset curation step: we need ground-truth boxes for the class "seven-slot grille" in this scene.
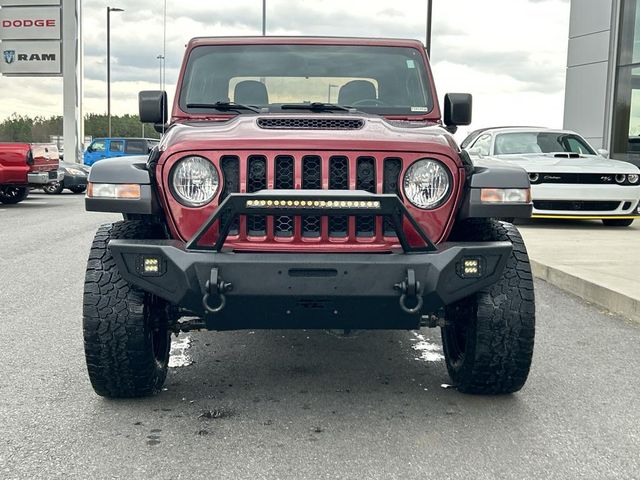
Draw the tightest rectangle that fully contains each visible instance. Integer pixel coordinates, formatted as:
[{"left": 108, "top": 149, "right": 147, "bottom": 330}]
[{"left": 216, "top": 154, "right": 404, "bottom": 240}]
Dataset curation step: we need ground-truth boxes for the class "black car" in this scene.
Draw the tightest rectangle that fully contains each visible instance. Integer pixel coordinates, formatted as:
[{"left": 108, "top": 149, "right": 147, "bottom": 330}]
[{"left": 43, "top": 161, "right": 90, "bottom": 194}]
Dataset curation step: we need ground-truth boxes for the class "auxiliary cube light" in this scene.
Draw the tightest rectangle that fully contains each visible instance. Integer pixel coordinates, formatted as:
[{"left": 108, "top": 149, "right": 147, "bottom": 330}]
[{"left": 458, "top": 258, "right": 483, "bottom": 279}]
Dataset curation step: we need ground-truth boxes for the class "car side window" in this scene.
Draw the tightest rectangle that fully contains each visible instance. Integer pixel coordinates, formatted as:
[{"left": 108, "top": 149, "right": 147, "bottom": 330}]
[
  {"left": 90, "top": 140, "right": 106, "bottom": 152},
  {"left": 565, "top": 137, "right": 589, "bottom": 154},
  {"left": 471, "top": 134, "right": 492, "bottom": 156},
  {"left": 125, "top": 140, "right": 148, "bottom": 154},
  {"left": 110, "top": 140, "right": 124, "bottom": 152}
]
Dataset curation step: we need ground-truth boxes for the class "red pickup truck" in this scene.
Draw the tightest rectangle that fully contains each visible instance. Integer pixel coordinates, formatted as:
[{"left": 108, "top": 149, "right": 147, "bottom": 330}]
[{"left": 0, "top": 143, "right": 62, "bottom": 204}]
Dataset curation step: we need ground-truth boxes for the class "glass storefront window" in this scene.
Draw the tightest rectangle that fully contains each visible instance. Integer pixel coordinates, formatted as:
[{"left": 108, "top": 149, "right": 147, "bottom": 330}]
[{"left": 612, "top": 0, "right": 640, "bottom": 164}]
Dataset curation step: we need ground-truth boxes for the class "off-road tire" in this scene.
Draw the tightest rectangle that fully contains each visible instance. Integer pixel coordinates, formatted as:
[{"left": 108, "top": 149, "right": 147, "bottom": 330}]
[
  {"left": 602, "top": 218, "right": 634, "bottom": 227},
  {"left": 83, "top": 220, "right": 171, "bottom": 398},
  {"left": 43, "top": 182, "right": 64, "bottom": 195},
  {"left": 441, "top": 219, "right": 535, "bottom": 394},
  {"left": 69, "top": 186, "right": 87, "bottom": 194},
  {"left": 0, "top": 186, "right": 29, "bottom": 204}
]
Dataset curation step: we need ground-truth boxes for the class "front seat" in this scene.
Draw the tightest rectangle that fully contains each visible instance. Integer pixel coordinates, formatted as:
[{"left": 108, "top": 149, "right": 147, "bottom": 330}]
[
  {"left": 234, "top": 80, "right": 269, "bottom": 105},
  {"left": 338, "top": 80, "right": 377, "bottom": 105}
]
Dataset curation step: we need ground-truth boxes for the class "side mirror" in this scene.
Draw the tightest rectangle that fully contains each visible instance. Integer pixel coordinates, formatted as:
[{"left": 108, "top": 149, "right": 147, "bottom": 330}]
[
  {"left": 597, "top": 148, "right": 609, "bottom": 158},
  {"left": 139, "top": 90, "right": 168, "bottom": 125},
  {"left": 87, "top": 146, "right": 94, "bottom": 153},
  {"left": 444, "top": 93, "right": 473, "bottom": 134}
]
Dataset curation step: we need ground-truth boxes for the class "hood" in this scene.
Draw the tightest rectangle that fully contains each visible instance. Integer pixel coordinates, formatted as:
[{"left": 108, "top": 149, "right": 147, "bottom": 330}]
[
  {"left": 487, "top": 154, "right": 640, "bottom": 174},
  {"left": 159, "top": 114, "right": 459, "bottom": 158}
]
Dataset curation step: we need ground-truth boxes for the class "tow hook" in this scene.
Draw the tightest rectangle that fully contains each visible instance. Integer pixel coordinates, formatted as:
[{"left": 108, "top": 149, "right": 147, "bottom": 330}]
[
  {"left": 394, "top": 269, "right": 424, "bottom": 314},
  {"left": 202, "top": 268, "right": 233, "bottom": 313}
]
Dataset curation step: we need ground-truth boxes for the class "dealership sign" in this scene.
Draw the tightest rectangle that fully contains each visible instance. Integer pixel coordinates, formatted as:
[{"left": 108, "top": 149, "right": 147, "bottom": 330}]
[
  {"left": 0, "top": 0, "right": 60, "bottom": 4},
  {"left": 0, "top": 40, "right": 60, "bottom": 74},
  {"left": 0, "top": 6, "right": 61, "bottom": 40}
]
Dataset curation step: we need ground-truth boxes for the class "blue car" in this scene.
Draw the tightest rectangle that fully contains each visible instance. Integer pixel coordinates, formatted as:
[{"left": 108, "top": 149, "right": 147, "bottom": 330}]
[{"left": 83, "top": 138, "right": 159, "bottom": 166}]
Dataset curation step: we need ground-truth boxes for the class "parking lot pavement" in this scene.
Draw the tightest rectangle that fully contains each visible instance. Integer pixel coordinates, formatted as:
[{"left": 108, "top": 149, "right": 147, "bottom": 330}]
[
  {"left": 518, "top": 219, "right": 640, "bottom": 321},
  {"left": 1, "top": 194, "right": 640, "bottom": 479}
]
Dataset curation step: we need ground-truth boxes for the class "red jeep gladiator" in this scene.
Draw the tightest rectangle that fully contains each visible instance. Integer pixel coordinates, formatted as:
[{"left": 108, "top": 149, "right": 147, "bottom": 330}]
[
  {"left": 84, "top": 37, "right": 535, "bottom": 398},
  {"left": 0, "top": 143, "right": 61, "bottom": 204}
]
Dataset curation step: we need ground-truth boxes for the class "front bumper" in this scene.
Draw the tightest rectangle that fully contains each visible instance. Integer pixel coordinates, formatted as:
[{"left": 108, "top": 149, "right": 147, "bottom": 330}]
[
  {"left": 531, "top": 184, "right": 640, "bottom": 219},
  {"left": 28, "top": 170, "right": 63, "bottom": 185},
  {"left": 62, "top": 173, "right": 88, "bottom": 189},
  {"left": 108, "top": 240, "right": 512, "bottom": 330}
]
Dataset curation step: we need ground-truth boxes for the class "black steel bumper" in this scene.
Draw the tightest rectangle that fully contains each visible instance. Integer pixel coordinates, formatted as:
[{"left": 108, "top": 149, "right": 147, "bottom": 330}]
[{"left": 108, "top": 240, "right": 512, "bottom": 330}]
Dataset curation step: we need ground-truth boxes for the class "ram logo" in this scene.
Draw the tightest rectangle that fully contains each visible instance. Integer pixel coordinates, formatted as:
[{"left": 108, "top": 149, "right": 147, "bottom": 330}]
[{"left": 3, "top": 50, "right": 16, "bottom": 64}]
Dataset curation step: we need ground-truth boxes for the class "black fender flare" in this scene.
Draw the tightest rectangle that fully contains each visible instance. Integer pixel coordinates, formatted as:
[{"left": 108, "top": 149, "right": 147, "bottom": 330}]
[{"left": 85, "top": 155, "right": 161, "bottom": 215}]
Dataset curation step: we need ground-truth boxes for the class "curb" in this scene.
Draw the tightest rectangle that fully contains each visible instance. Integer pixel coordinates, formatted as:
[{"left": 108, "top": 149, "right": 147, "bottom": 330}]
[{"left": 530, "top": 260, "right": 640, "bottom": 324}]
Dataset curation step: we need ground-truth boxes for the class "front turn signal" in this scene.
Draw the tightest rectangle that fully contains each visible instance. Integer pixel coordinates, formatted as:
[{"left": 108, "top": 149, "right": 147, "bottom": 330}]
[
  {"left": 87, "top": 183, "right": 141, "bottom": 199},
  {"left": 480, "top": 188, "right": 531, "bottom": 204}
]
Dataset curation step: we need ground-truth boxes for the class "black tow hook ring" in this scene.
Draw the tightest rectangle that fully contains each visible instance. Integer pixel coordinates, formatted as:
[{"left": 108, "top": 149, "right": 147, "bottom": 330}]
[
  {"left": 395, "top": 269, "right": 424, "bottom": 314},
  {"left": 203, "top": 268, "right": 232, "bottom": 314}
]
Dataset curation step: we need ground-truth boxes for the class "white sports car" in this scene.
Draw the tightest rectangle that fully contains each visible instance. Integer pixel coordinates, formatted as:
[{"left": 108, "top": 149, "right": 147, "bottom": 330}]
[{"left": 462, "top": 127, "right": 640, "bottom": 227}]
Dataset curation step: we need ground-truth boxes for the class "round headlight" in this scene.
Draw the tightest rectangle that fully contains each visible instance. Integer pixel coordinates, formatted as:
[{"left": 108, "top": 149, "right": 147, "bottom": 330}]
[
  {"left": 170, "top": 156, "right": 219, "bottom": 207},
  {"left": 628, "top": 174, "right": 639, "bottom": 184},
  {"left": 403, "top": 159, "right": 451, "bottom": 209},
  {"left": 615, "top": 174, "right": 626, "bottom": 184},
  {"left": 529, "top": 173, "right": 540, "bottom": 183}
]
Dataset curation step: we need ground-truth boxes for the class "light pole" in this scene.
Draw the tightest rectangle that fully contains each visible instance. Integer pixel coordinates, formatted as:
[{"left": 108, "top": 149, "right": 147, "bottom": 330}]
[
  {"left": 156, "top": 54, "right": 165, "bottom": 90},
  {"left": 262, "top": 0, "right": 266, "bottom": 36},
  {"left": 107, "top": 6, "right": 124, "bottom": 137},
  {"left": 425, "top": 0, "right": 432, "bottom": 57}
]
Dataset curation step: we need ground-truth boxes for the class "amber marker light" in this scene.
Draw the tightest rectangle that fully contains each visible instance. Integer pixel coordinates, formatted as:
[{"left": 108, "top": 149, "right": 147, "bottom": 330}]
[
  {"left": 480, "top": 188, "right": 531, "bottom": 204},
  {"left": 87, "top": 183, "right": 141, "bottom": 199}
]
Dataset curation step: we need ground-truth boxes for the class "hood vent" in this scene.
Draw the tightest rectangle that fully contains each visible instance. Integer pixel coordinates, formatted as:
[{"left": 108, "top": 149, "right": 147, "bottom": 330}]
[
  {"left": 257, "top": 118, "right": 365, "bottom": 130},
  {"left": 553, "top": 152, "right": 581, "bottom": 159}
]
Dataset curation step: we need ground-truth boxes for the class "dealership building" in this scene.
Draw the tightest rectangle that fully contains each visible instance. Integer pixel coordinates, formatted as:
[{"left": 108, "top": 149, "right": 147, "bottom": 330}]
[{"left": 564, "top": 0, "right": 640, "bottom": 163}]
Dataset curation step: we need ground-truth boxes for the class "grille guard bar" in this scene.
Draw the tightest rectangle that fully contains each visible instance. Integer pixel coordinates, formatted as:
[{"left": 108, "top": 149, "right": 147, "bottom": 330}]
[{"left": 186, "top": 190, "right": 437, "bottom": 253}]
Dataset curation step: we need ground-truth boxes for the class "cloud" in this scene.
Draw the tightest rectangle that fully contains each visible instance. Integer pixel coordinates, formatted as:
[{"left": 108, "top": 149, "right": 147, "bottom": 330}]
[{"left": 0, "top": 0, "right": 571, "bottom": 131}]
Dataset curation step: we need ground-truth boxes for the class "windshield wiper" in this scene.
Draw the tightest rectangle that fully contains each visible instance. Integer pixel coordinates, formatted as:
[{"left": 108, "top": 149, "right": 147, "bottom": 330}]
[
  {"left": 186, "top": 101, "right": 261, "bottom": 113},
  {"left": 280, "top": 102, "right": 358, "bottom": 113}
]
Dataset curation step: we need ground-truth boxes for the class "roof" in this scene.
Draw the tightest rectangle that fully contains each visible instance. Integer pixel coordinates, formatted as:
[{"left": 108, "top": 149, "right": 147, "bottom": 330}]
[{"left": 187, "top": 36, "right": 426, "bottom": 49}]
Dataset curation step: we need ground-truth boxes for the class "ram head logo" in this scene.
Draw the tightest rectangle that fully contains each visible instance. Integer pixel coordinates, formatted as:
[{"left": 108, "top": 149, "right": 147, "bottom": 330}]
[{"left": 3, "top": 50, "right": 16, "bottom": 64}]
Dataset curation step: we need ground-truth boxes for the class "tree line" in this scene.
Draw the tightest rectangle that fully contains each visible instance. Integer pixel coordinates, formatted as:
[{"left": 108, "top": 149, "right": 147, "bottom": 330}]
[{"left": 0, "top": 113, "right": 161, "bottom": 143}]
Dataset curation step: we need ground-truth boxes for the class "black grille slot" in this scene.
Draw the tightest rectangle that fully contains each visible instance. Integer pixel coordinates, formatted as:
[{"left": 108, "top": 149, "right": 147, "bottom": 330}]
[
  {"left": 257, "top": 118, "right": 364, "bottom": 130},
  {"left": 328, "top": 156, "right": 349, "bottom": 237},
  {"left": 356, "top": 157, "right": 376, "bottom": 237},
  {"left": 274, "top": 155, "right": 295, "bottom": 237},
  {"left": 383, "top": 158, "right": 402, "bottom": 235},
  {"left": 220, "top": 156, "right": 240, "bottom": 235},
  {"left": 302, "top": 156, "right": 322, "bottom": 237},
  {"left": 247, "top": 156, "right": 267, "bottom": 235},
  {"left": 534, "top": 200, "right": 620, "bottom": 212}
]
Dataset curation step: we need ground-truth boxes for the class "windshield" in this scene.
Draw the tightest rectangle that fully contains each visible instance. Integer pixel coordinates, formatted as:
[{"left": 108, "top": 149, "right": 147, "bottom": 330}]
[
  {"left": 494, "top": 132, "right": 597, "bottom": 156},
  {"left": 180, "top": 44, "right": 433, "bottom": 116}
]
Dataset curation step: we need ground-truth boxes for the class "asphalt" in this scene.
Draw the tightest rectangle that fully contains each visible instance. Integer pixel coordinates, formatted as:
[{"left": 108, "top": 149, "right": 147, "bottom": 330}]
[{"left": 1, "top": 193, "right": 639, "bottom": 480}]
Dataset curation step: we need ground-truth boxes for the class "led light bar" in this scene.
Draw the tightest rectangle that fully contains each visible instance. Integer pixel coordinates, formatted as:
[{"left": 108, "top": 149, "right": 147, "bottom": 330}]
[{"left": 245, "top": 199, "right": 381, "bottom": 209}]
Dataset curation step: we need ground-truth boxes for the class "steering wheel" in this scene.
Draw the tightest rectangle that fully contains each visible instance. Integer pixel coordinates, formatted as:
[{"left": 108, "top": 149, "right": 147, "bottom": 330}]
[{"left": 351, "top": 99, "right": 386, "bottom": 106}]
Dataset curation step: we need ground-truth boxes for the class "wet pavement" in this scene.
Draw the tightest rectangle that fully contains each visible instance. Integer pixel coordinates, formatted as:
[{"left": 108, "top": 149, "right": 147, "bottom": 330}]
[{"left": 1, "top": 193, "right": 639, "bottom": 479}]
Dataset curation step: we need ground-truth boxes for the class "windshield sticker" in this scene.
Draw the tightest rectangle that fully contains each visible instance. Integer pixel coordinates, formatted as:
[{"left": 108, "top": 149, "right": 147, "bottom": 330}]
[
  {"left": 406, "top": 59, "right": 416, "bottom": 69},
  {"left": 411, "top": 107, "right": 429, "bottom": 112}
]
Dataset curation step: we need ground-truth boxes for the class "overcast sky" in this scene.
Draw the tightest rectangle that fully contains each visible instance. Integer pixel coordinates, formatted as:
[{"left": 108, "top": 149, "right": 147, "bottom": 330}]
[{"left": 0, "top": 0, "right": 570, "bottom": 137}]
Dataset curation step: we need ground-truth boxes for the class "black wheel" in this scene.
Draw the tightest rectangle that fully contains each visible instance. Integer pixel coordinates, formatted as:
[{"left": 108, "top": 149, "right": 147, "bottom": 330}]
[
  {"left": 83, "top": 220, "right": 171, "bottom": 398},
  {"left": 43, "top": 182, "right": 64, "bottom": 195},
  {"left": 0, "top": 186, "right": 29, "bottom": 204},
  {"left": 602, "top": 219, "right": 634, "bottom": 227},
  {"left": 69, "top": 186, "right": 87, "bottom": 194},
  {"left": 441, "top": 219, "right": 535, "bottom": 394}
]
